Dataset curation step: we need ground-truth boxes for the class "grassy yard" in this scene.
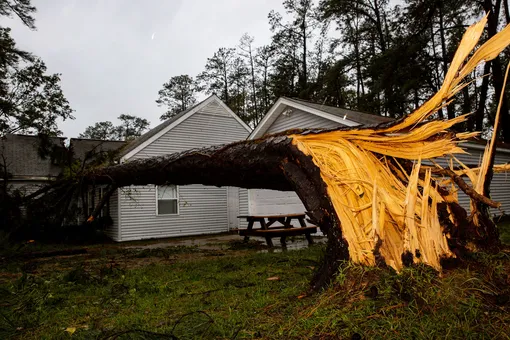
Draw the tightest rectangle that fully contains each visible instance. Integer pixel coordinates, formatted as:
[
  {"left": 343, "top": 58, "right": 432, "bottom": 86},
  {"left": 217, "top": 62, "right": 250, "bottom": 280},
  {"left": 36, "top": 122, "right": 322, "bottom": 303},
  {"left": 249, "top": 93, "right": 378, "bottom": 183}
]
[{"left": 1, "top": 237, "right": 509, "bottom": 340}]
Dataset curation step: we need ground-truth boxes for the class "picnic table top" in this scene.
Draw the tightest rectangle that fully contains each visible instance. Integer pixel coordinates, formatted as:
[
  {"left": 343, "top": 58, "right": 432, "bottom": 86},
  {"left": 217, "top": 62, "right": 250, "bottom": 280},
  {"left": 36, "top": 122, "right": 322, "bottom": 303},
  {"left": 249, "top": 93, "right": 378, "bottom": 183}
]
[{"left": 237, "top": 213, "right": 306, "bottom": 219}]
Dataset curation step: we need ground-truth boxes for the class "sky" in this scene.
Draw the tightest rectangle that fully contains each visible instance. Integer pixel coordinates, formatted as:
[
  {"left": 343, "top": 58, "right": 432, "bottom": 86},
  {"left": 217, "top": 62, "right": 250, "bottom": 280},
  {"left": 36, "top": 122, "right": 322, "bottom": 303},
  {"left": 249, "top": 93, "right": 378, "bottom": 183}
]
[{"left": 5, "top": 0, "right": 285, "bottom": 138}]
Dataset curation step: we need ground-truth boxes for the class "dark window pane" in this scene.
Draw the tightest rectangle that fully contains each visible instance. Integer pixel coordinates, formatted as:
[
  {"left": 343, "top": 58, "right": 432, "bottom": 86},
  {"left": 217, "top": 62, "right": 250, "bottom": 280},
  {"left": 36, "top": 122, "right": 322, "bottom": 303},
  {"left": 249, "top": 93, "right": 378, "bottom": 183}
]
[{"left": 158, "top": 200, "right": 178, "bottom": 214}]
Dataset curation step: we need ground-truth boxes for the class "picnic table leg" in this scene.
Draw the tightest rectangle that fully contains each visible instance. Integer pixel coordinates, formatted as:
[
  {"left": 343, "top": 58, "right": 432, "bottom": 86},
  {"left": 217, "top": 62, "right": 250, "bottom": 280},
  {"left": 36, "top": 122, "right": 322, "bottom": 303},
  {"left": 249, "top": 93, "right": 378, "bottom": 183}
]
[
  {"left": 279, "top": 217, "right": 291, "bottom": 247},
  {"left": 280, "top": 236, "right": 287, "bottom": 249},
  {"left": 298, "top": 217, "right": 314, "bottom": 245},
  {"left": 243, "top": 219, "right": 254, "bottom": 243},
  {"left": 265, "top": 237, "right": 274, "bottom": 248},
  {"left": 261, "top": 219, "right": 274, "bottom": 248}
]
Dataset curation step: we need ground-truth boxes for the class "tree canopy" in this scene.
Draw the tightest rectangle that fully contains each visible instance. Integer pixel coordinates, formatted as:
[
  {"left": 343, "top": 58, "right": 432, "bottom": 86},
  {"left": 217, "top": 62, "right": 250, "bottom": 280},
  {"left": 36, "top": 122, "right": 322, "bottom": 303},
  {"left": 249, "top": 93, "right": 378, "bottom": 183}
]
[
  {"left": 156, "top": 75, "right": 198, "bottom": 121},
  {"left": 79, "top": 114, "right": 150, "bottom": 141},
  {"left": 153, "top": 0, "right": 510, "bottom": 141},
  {"left": 0, "top": 0, "right": 73, "bottom": 137}
]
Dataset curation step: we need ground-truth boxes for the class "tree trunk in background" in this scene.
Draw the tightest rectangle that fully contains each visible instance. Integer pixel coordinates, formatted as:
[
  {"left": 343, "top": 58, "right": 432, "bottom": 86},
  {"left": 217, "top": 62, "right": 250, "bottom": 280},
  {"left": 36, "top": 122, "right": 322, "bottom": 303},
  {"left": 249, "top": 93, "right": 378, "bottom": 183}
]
[
  {"left": 483, "top": 0, "right": 509, "bottom": 142},
  {"left": 301, "top": 17, "right": 308, "bottom": 96},
  {"left": 504, "top": 0, "right": 510, "bottom": 24},
  {"left": 373, "top": 0, "right": 386, "bottom": 52},
  {"left": 476, "top": 62, "right": 491, "bottom": 132},
  {"left": 464, "top": 85, "right": 474, "bottom": 131},
  {"left": 439, "top": 5, "right": 455, "bottom": 120}
]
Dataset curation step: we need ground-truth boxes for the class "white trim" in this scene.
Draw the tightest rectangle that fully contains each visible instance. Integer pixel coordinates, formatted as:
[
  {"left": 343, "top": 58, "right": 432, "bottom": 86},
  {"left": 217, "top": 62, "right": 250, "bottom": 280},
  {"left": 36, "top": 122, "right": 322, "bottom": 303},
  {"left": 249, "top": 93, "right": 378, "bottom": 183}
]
[
  {"left": 121, "top": 95, "right": 251, "bottom": 162},
  {"left": 155, "top": 184, "right": 180, "bottom": 216},
  {"left": 226, "top": 187, "right": 231, "bottom": 231},
  {"left": 249, "top": 98, "right": 286, "bottom": 140},
  {"left": 249, "top": 98, "right": 361, "bottom": 140},
  {"left": 248, "top": 188, "right": 252, "bottom": 215},
  {"left": 464, "top": 142, "right": 510, "bottom": 154}
]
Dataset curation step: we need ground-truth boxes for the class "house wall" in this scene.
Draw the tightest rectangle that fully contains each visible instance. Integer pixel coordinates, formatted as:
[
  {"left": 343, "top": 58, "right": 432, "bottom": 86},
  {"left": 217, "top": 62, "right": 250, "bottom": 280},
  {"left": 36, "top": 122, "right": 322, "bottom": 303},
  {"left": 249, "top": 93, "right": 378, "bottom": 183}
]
[
  {"left": 238, "top": 188, "right": 249, "bottom": 229},
  {"left": 116, "top": 100, "right": 250, "bottom": 241},
  {"left": 107, "top": 189, "right": 120, "bottom": 240},
  {"left": 431, "top": 146, "right": 510, "bottom": 216},
  {"left": 267, "top": 108, "right": 344, "bottom": 133},
  {"left": 249, "top": 108, "right": 345, "bottom": 224}
]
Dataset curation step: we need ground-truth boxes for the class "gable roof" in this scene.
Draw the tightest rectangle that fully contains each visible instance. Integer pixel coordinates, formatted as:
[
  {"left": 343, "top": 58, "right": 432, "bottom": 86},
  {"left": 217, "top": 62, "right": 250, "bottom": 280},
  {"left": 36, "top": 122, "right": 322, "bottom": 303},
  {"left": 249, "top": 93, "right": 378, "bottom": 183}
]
[
  {"left": 120, "top": 95, "right": 251, "bottom": 161},
  {"left": 0, "top": 134, "right": 66, "bottom": 179},
  {"left": 250, "top": 97, "right": 393, "bottom": 139}
]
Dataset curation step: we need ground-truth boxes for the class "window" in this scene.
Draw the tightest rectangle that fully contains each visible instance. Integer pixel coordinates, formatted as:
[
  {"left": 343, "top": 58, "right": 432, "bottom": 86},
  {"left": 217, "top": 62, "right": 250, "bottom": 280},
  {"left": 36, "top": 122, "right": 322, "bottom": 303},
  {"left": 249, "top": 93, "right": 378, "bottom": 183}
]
[{"left": 157, "top": 185, "right": 178, "bottom": 215}]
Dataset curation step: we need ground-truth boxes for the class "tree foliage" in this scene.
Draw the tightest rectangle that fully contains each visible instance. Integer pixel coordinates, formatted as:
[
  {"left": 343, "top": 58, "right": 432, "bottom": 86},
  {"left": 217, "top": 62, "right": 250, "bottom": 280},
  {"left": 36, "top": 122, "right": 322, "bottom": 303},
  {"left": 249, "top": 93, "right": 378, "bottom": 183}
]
[
  {"left": 79, "top": 115, "right": 150, "bottom": 141},
  {"left": 1, "top": 58, "right": 73, "bottom": 135},
  {"left": 0, "top": 0, "right": 73, "bottom": 136},
  {"left": 0, "top": 0, "right": 36, "bottom": 30},
  {"left": 156, "top": 75, "right": 198, "bottom": 121}
]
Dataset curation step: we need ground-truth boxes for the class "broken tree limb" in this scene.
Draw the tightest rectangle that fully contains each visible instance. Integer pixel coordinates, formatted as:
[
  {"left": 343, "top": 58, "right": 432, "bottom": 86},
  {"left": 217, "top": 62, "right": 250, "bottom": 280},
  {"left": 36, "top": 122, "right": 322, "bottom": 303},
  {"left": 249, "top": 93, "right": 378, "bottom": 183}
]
[{"left": 424, "top": 168, "right": 500, "bottom": 209}]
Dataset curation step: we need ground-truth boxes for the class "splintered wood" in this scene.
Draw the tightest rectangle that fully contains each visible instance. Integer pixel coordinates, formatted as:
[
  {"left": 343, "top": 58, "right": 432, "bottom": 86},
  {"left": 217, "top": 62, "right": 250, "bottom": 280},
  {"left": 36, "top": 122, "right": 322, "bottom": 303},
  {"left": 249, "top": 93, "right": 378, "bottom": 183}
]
[{"left": 291, "top": 16, "right": 510, "bottom": 271}]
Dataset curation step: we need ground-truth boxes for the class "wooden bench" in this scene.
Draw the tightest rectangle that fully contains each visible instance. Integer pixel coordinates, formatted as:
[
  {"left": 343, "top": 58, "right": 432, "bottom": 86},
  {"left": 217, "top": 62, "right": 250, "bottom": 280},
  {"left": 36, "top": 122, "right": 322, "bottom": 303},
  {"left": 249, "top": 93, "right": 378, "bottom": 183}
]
[{"left": 237, "top": 213, "right": 317, "bottom": 248}]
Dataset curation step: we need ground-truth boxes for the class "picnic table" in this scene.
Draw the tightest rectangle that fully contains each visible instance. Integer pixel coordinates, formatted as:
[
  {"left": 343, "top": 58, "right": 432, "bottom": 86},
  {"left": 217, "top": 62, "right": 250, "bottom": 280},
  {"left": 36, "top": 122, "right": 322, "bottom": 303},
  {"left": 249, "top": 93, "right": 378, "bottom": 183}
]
[{"left": 237, "top": 213, "right": 317, "bottom": 248}]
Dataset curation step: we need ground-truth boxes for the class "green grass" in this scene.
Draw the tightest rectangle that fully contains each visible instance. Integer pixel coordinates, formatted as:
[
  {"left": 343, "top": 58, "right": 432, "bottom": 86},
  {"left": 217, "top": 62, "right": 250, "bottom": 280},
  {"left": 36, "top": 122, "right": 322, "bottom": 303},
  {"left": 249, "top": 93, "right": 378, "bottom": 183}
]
[
  {"left": 1, "top": 243, "right": 509, "bottom": 339},
  {"left": 498, "top": 220, "right": 510, "bottom": 245}
]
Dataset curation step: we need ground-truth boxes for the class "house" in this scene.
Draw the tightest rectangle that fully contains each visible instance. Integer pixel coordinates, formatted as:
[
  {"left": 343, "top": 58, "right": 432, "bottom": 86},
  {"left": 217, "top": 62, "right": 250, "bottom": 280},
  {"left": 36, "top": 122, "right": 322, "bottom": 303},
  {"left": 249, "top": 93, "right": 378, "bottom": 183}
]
[
  {"left": 0, "top": 134, "right": 66, "bottom": 195},
  {"left": 106, "top": 95, "right": 251, "bottom": 241},
  {"left": 247, "top": 97, "right": 510, "bottom": 218}
]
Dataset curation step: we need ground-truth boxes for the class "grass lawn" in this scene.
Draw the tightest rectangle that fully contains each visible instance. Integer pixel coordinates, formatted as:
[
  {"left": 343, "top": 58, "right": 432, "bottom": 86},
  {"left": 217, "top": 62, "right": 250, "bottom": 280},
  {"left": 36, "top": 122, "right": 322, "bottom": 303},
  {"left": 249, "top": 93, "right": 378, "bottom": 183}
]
[{"left": 0, "top": 236, "right": 509, "bottom": 339}]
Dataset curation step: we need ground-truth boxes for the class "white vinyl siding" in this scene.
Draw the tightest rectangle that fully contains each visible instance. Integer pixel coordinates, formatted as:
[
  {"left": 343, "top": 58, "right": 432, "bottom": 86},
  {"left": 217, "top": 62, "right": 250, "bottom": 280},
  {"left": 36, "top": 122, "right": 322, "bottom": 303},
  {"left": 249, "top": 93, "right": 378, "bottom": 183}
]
[
  {"left": 130, "top": 107, "right": 249, "bottom": 160},
  {"left": 266, "top": 108, "right": 344, "bottom": 134},
  {"left": 238, "top": 188, "right": 249, "bottom": 229},
  {"left": 115, "top": 100, "right": 250, "bottom": 241},
  {"left": 249, "top": 189, "right": 306, "bottom": 216},
  {"left": 107, "top": 189, "right": 119, "bottom": 240},
  {"left": 119, "top": 184, "right": 229, "bottom": 241}
]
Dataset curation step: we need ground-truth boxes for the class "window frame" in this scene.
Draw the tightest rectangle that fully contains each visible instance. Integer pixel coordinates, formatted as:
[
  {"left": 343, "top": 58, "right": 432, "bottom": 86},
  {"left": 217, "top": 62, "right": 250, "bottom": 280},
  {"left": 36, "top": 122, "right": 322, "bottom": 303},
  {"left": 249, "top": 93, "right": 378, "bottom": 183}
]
[{"left": 156, "top": 185, "right": 180, "bottom": 216}]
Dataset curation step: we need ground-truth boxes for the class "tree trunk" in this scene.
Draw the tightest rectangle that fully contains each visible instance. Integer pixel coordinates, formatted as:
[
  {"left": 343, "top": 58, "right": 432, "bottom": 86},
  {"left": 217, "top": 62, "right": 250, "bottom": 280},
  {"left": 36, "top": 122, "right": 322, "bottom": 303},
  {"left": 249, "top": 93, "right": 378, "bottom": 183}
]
[
  {"left": 438, "top": 4, "right": 455, "bottom": 120},
  {"left": 249, "top": 48, "right": 258, "bottom": 124},
  {"left": 84, "top": 134, "right": 350, "bottom": 291},
  {"left": 430, "top": 20, "right": 444, "bottom": 119},
  {"left": 475, "top": 61, "right": 491, "bottom": 131},
  {"left": 485, "top": 0, "right": 510, "bottom": 143},
  {"left": 373, "top": 0, "right": 386, "bottom": 52},
  {"left": 301, "top": 18, "right": 308, "bottom": 96},
  {"left": 464, "top": 85, "right": 474, "bottom": 131},
  {"left": 504, "top": 0, "right": 510, "bottom": 24}
]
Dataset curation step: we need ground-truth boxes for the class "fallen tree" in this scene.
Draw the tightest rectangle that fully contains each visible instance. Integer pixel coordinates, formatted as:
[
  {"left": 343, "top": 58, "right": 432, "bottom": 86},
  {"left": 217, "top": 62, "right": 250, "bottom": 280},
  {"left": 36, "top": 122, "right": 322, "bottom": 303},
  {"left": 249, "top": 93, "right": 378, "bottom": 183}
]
[{"left": 54, "top": 16, "right": 510, "bottom": 290}]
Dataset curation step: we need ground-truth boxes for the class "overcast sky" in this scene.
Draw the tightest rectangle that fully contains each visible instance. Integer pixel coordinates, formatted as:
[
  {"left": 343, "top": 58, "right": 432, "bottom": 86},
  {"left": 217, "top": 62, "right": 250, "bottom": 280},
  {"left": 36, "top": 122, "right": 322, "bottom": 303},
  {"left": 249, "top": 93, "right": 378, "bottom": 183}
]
[{"left": 5, "top": 0, "right": 285, "bottom": 137}]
